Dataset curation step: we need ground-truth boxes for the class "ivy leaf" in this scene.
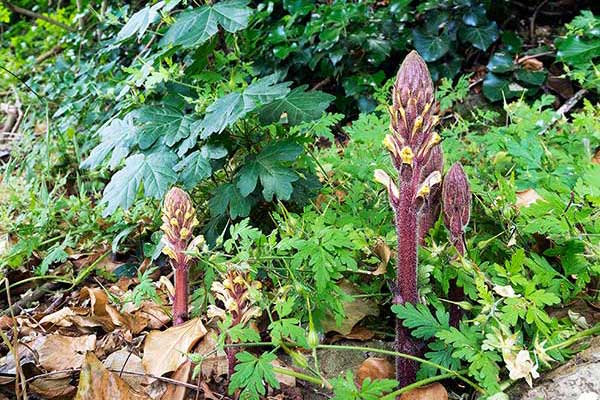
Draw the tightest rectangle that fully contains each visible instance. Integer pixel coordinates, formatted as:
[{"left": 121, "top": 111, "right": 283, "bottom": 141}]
[
  {"left": 134, "top": 106, "right": 193, "bottom": 149},
  {"left": 81, "top": 117, "right": 137, "bottom": 170},
  {"left": 174, "top": 145, "right": 227, "bottom": 189},
  {"left": 392, "top": 303, "right": 449, "bottom": 340},
  {"left": 160, "top": 0, "right": 252, "bottom": 48},
  {"left": 259, "top": 85, "right": 334, "bottom": 125},
  {"left": 100, "top": 150, "right": 178, "bottom": 216},
  {"left": 236, "top": 141, "right": 302, "bottom": 201},
  {"left": 412, "top": 28, "right": 450, "bottom": 62},
  {"left": 228, "top": 351, "right": 279, "bottom": 399},
  {"left": 486, "top": 52, "right": 514, "bottom": 73},
  {"left": 209, "top": 183, "right": 254, "bottom": 219},
  {"left": 459, "top": 21, "right": 499, "bottom": 51}
]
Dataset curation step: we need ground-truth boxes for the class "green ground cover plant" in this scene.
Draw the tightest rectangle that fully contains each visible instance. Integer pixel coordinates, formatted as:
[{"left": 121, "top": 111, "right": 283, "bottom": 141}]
[{"left": 0, "top": 2, "right": 598, "bottom": 400}]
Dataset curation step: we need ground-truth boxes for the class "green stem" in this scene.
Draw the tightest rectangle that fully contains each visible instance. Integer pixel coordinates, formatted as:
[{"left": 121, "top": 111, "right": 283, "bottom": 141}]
[
  {"left": 380, "top": 372, "right": 458, "bottom": 400},
  {"left": 272, "top": 366, "right": 322, "bottom": 386},
  {"left": 546, "top": 323, "right": 600, "bottom": 352}
]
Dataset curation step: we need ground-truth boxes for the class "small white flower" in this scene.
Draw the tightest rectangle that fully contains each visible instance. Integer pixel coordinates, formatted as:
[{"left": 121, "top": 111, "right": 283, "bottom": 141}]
[
  {"left": 505, "top": 350, "right": 539, "bottom": 387},
  {"left": 493, "top": 284, "right": 520, "bottom": 298}
]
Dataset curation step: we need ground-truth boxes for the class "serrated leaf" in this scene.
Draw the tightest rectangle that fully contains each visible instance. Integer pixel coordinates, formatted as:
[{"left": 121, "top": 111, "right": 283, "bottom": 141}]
[
  {"left": 174, "top": 145, "right": 227, "bottom": 189},
  {"left": 179, "top": 75, "right": 290, "bottom": 156},
  {"left": 229, "top": 351, "right": 279, "bottom": 398},
  {"left": 134, "top": 106, "right": 193, "bottom": 149},
  {"left": 81, "top": 117, "right": 137, "bottom": 170},
  {"left": 117, "top": 1, "right": 165, "bottom": 42},
  {"left": 236, "top": 141, "right": 302, "bottom": 201},
  {"left": 209, "top": 183, "right": 253, "bottom": 219},
  {"left": 269, "top": 318, "right": 308, "bottom": 348},
  {"left": 259, "top": 85, "right": 334, "bottom": 125},
  {"left": 100, "top": 150, "right": 178, "bottom": 215},
  {"left": 392, "top": 303, "right": 449, "bottom": 340},
  {"left": 160, "top": 0, "right": 252, "bottom": 48}
]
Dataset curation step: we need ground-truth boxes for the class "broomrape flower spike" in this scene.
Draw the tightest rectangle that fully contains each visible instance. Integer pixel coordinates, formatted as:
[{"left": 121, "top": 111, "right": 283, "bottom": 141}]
[
  {"left": 161, "top": 187, "right": 200, "bottom": 326},
  {"left": 442, "top": 162, "right": 471, "bottom": 255},
  {"left": 374, "top": 51, "right": 444, "bottom": 387}
]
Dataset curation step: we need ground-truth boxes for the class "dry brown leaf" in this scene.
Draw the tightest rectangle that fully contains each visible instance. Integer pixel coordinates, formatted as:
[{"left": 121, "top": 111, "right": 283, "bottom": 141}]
[
  {"left": 103, "top": 349, "right": 146, "bottom": 391},
  {"left": 29, "top": 376, "right": 76, "bottom": 399},
  {"left": 160, "top": 359, "right": 191, "bottom": 400},
  {"left": 321, "top": 281, "right": 379, "bottom": 335},
  {"left": 39, "top": 307, "right": 76, "bottom": 327},
  {"left": 372, "top": 238, "right": 391, "bottom": 275},
  {"left": 330, "top": 326, "right": 375, "bottom": 343},
  {"left": 136, "top": 301, "right": 171, "bottom": 330},
  {"left": 516, "top": 189, "right": 543, "bottom": 209},
  {"left": 75, "top": 352, "right": 150, "bottom": 400},
  {"left": 399, "top": 383, "right": 448, "bottom": 400},
  {"left": 38, "top": 334, "right": 96, "bottom": 371},
  {"left": 193, "top": 329, "right": 228, "bottom": 379},
  {"left": 142, "top": 317, "right": 207, "bottom": 378},
  {"left": 356, "top": 357, "right": 395, "bottom": 386},
  {"left": 520, "top": 58, "right": 543, "bottom": 71},
  {"left": 593, "top": 148, "right": 600, "bottom": 165}
]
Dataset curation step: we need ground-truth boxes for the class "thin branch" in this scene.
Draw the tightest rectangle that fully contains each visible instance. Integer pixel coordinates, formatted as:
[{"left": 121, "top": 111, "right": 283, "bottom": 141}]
[
  {"left": 2, "top": 1, "right": 75, "bottom": 32},
  {"left": 539, "top": 89, "right": 588, "bottom": 135}
]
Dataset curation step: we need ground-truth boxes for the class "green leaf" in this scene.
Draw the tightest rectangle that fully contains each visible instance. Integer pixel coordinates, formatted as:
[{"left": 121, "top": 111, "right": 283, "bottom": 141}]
[
  {"left": 100, "top": 150, "right": 178, "bottom": 215},
  {"left": 160, "top": 0, "right": 252, "bottom": 48},
  {"left": 209, "top": 183, "right": 253, "bottom": 219},
  {"left": 459, "top": 21, "right": 499, "bottom": 51},
  {"left": 179, "top": 75, "right": 290, "bottom": 155},
  {"left": 515, "top": 69, "right": 547, "bottom": 86},
  {"left": 412, "top": 28, "right": 450, "bottom": 62},
  {"left": 229, "top": 351, "right": 279, "bottom": 399},
  {"left": 269, "top": 318, "right": 308, "bottom": 348},
  {"left": 482, "top": 72, "right": 514, "bottom": 102},
  {"left": 487, "top": 52, "right": 514, "bottom": 73},
  {"left": 134, "top": 106, "right": 193, "bottom": 149},
  {"left": 392, "top": 303, "right": 449, "bottom": 340},
  {"left": 174, "top": 145, "right": 227, "bottom": 189},
  {"left": 331, "top": 371, "right": 397, "bottom": 400},
  {"left": 117, "top": 2, "right": 164, "bottom": 42},
  {"left": 236, "top": 141, "right": 302, "bottom": 201},
  {"left": 81, "top": 117, "right": 137, "bottom": 170},
  {"left": 556, "top": 36, "right": 600, "bottom": 63},
  {"left": 259, "top": 85, "right": 334, "bottom": 125}
]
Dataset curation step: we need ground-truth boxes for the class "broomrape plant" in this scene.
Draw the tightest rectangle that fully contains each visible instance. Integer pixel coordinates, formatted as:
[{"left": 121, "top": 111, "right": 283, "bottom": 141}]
[
  {"left": 161, "top": 187, "right": 204, "bottom": 326},
  {"left": 375, "top": 51, "right": 472, "bottom": 387}
]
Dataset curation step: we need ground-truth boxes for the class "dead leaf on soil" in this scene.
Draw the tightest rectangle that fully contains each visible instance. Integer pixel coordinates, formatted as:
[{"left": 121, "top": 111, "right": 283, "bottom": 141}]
[
  {"left": 160, "top": 359, "right": 191, "bottom": 400},
  {"left": 29, "top": 376, "right": 76, "bottom": 399},
  {"left": 142, "top": 317, "right": 207, "bottom": 378},
  {"left": 38, "top": 334, "right": 96, "bottom": 371},
  {"left": 515, "top": 189, "right": 543, "bottom": 209},
  {"left": 330, "top": 326, "right": 375, "bottom": 342},
  {"left": 399, "top": 383, "right": 448, "bottom": 400},
  {"left": 39, "top": 307, "right": 77, "bottom": 327},
  {"left": 356, "top": 357, "right": 395, "bottom": 386},
  {"left": 321, "top": 281, "right": 379, "bottom": 336},
  {"left": 519, "top": 58, "right": 543, "bottom": 71},
  {"left": 136, "top": 301, "right": 171, "bottom": 330},
  {"left": 75, "top": 352, "right": 150, "bottom": 400},
  {"left": 103, "top": 349, "right": 146, "bottom": 391},
  {"left": 193, "top": 329, "right": 228, "bottom": 379}
]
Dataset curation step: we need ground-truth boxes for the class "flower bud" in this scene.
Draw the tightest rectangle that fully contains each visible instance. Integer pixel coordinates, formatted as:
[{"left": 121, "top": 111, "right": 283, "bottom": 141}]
[
  {"left": 442, "top": 162, "right": 471, "bottom": 254},
  {"left": 161, "top": 187, "right": 199, "bottom": 267}
]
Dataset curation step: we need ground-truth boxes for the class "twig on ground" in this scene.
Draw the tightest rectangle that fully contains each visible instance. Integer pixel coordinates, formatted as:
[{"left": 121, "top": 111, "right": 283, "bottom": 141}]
[
  {"left": 35, "top": 45, "right": 64, "bottom": 64},
  {"left": 530, "top": 0, "right": 550, "bottom": 44},
  {"left": 539, "top": 88, "right": 588, "bottom": 135},
  {"left": 0, "top": 282, "right": 62, "bottom": 317}
]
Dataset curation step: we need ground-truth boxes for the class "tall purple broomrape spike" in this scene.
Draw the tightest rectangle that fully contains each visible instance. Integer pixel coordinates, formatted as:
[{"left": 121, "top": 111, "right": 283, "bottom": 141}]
[
  {"left": 374, "top": 51, "right": 443, "bottom": 387},
  {"left": 161, "top": 187, "right": 199, "bottom": 326}
]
